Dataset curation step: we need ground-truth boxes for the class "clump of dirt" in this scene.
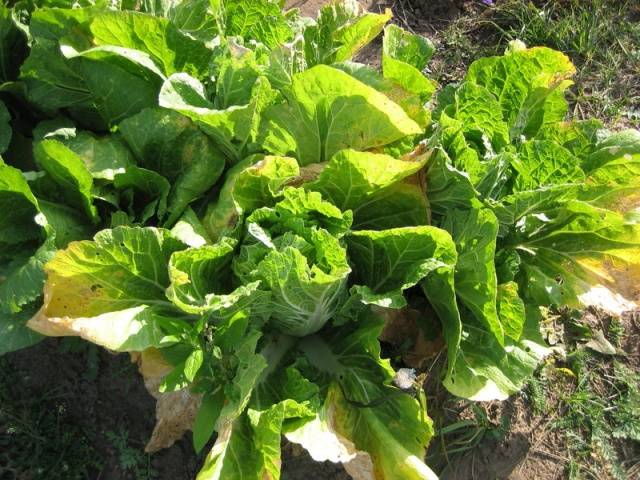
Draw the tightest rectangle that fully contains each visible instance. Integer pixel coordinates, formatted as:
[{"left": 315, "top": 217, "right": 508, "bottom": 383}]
[
  {"left": 436, "top": 395, "right": 566, "bottom": 480},
  {"left": 620, "top": 309, "right": 640, "bottom": 371},
  {"left": 281, "top": 442, "right": 351, "bottom": 480},
  {"left": 400, "top": 0, "right": 470, "bottom": 23}
]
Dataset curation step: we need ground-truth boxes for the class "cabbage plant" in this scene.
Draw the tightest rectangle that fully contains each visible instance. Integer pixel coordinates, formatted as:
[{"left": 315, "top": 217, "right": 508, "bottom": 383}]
[{"left": 1, "top": 1, "right": 639, "bottom": 479}]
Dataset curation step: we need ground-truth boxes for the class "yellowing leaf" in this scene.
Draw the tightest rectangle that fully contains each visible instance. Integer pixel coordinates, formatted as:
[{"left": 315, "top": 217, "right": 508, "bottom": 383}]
[{"left": 132, "top": 348, "right": 203, "bottom": 453}]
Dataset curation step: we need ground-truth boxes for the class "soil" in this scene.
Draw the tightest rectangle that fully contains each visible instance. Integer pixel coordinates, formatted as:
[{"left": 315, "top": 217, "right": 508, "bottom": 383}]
[
  {"left": 437, "top": 397, "right": 566, "bottom": 480},
  {"left": 0, "top": 339, "right": 350, "bottom": 480},
  {"left": 1, "top": 340, "right": 205, "bottom": 480},
  {"left": 424, "top": 307, "right": 640, "bottom": 480},
  {"left": 620, "top": 310, "right": 640, "bottom": 372},
  {"left": 425, "top": 390, "right": 568, "bottom": 480}
]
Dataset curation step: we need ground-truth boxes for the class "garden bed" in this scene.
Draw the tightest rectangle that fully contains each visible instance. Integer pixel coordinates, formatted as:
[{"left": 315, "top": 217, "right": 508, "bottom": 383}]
[{"left": 2, "top": 1, "right": 639, "bottom": 479}]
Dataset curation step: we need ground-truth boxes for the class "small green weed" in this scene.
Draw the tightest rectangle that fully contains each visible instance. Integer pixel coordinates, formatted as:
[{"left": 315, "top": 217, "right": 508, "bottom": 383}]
[
  {"left": 542, "top": 314, "right": 640, "bottom": 479},
  {"left": 106, "top": 426, "right": 158, "bottom": 480},
  {"left": 523, "top": 373, "right": 547, "bottom": 416},
  {"left": 427, "top": 306, "right": 640, "bottom": 478},
  {"left": 426, "top": 399, "right": 511, "bottom": 472},
  {"left": 58, "top": 337, "right": 100, "bottom": 381}
]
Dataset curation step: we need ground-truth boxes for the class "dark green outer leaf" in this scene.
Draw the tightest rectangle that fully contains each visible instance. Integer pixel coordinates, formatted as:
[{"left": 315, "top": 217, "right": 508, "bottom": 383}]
[
  {"left": 34, "top": 139, "right": 98, "bottom": 222},
  {"left": 443, "top": 207, "right": 504, "bottom": 345}
]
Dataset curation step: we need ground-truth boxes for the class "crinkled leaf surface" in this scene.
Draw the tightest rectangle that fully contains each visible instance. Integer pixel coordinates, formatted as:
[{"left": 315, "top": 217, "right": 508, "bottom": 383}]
[
  {"left": 89, "top": 10, "right": 212, "bottom": 77},
  {"left": 224, "top": 0, "right": 293, "bottom": 50},
  {"left": 346, "top": 226, "right": 456, "bottom": 309},
  {"left": 166, "top": 238, "right": 235, "bottom": 313},
  {"left": 511, "top": 140, "right": 584, "bottom": 192},
  {"left": 235, "top": 189, "right": 352, "bottom": 336},
  {"left": 443, "top": 207, "right": 504, "bottom": 345},
  {"left": 258, "top": 65, "right": 422, "bottom": 165},
  {"left": 199, "top": 351, "right": 318, "bottom": 480},
  {"left": 304, "top": 146, "right": 432, "bottom": 230},
  {"left": 159, "top": 72, "right": 275, "bottom": 162},
  {"left": 465, "top": 44, "right": 575, "bottom": 140},
  {"left": 346, "top": 225, "right": 462, "bottom": 374},
  {"left": 442, "top": 82, "right": 509, "bottom": 153},
  {"left": 118, "top": 108, "right": 225, "bottom": 225},
  {"left": 166, "top": 238, "right": 269, "bottom": 319},
  {"left": 509, "top": 200, "right": 640, "bottom": 314},
  {"left": 27, "top": 227, "right": 187, "bottom": 351},
  {"left": 306, "top": 147, "right": 428, "bottom": 211},
  {"left": 203, "top": 154, "right": 299, "bottom": 242}
]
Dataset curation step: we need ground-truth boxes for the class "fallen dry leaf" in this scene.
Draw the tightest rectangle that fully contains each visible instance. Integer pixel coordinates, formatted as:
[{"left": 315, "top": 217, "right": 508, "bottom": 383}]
[
  {"left": 132, "top": 349, "right": 202, "bottom": 453},
  {"left": 376, "top": 306, "right": 444, "bottom": 369}
]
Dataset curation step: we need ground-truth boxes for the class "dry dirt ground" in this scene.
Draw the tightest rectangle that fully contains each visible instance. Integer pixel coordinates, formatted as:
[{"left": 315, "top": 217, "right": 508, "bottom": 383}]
[{"left": 426, "top": 309, "right": 640, "bottom": 480}]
